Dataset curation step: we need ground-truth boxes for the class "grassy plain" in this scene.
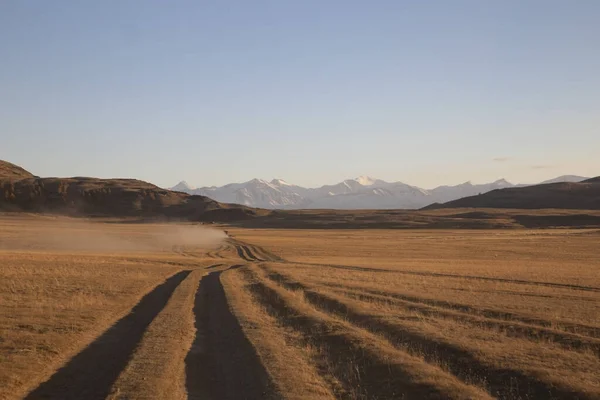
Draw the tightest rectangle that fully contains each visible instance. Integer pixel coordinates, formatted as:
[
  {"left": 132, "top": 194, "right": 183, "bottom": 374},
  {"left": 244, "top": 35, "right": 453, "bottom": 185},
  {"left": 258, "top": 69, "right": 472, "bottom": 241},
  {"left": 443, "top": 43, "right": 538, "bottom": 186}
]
[
  {"left": 0, "top": 215, "right": 220, "bottom": 399},
  {"left": 228, "top": 228, "right": 600, "bottom": 398},
  {"left": 1, "top": 215, "right": 599, "bottom": 399}
]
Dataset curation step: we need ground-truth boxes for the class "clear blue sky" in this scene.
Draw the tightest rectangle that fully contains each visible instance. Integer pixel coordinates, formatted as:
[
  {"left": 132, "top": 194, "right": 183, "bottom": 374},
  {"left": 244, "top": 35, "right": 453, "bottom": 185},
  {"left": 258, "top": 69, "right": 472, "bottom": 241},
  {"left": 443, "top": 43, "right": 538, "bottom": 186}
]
[{"left": 1, "top": 1, "right": 599, "bottom": 189}]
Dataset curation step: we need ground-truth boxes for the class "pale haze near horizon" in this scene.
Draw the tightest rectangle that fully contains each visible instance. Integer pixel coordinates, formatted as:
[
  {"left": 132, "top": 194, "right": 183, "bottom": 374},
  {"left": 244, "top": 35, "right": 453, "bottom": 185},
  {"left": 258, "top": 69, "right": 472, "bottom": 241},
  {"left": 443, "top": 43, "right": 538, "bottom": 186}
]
[{"left": 1, "top": 1, "right": 599, "bottom": 189}]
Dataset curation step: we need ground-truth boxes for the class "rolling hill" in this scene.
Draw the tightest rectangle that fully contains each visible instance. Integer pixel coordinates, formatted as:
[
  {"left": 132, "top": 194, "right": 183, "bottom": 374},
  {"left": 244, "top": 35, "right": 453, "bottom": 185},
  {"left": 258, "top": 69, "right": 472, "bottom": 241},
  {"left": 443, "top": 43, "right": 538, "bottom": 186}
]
[
  {"left": 0, "top": 160, "right": 263, "bottom": 221},
  {"left": 0, "top": 160, "right": 36, "bottom": 180},
  {"left": 424, "top": 179, "right": 600, "bottom": 210}
]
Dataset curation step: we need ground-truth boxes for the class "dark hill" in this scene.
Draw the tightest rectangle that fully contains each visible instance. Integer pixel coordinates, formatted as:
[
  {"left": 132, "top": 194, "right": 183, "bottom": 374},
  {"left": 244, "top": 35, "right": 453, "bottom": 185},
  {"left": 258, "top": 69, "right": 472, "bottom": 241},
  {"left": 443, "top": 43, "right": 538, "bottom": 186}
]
[
  {"left": 0, "top": 160, "right": 265, "bottom": 221},
  {"left": 424, "top": 179, "right": 600, "bottom": 210}
]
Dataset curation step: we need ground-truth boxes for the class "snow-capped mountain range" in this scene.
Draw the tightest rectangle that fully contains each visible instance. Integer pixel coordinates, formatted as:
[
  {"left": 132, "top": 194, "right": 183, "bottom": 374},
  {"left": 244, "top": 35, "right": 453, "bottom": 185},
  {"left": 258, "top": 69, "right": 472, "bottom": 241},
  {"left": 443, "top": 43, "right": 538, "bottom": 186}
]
[{"left": 169, "top": 175, "right": 588, "bottom": 210}]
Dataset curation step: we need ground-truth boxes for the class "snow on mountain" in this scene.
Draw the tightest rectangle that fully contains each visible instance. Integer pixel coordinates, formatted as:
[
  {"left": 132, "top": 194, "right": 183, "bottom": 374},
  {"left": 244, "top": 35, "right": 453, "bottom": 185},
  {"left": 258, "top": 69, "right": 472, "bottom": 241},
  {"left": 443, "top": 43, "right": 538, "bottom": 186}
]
[
  {"left": 180, "top": 178, "right": 308, "bottom": 209},
  {"left": 170, "top": 175, "right": 590, "bottom": 210},
  {"left": 306, "top": 186, "right": 428, "bottom": 209},
  {"left": 234, "top": 179, "right": 306, "bottom": 208},
  {"left": 271, "top": 178, "right": 292, "bottom": 186},
  {"left": 355, "top": 176, "right": 379, "bottom": 186}
]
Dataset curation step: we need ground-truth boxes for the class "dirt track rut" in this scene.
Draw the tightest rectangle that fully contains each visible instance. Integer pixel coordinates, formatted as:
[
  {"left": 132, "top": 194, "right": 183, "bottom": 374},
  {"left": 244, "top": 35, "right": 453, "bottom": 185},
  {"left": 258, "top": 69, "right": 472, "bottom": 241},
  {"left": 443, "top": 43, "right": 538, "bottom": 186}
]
[
  {"left": 256, "top": 265, "right": 591, "bottom": 400},
  {"left": 25, "top": 271, "right": 191, "bottom": 400},
  {"left": 23, "top": 262, "right": 279, "bottom": 400},
  {"left": 185, "top": 266, "right": 276, "bottom": 400},
  {"left": 224, "top": 238, "right": 600, "bottom": 399}
]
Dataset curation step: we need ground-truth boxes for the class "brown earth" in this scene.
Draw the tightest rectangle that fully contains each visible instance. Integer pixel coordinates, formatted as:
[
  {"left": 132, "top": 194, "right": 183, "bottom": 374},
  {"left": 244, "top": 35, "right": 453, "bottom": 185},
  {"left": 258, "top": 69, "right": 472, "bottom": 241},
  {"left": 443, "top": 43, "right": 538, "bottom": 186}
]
[
  {"left": 3, "top": 215, "right": 599, "bottom": 399},
  {"left": 225, "top": 228, "right": 600, "bottom": 399},
  {"left": 0, "top": 160, "right": 264, "bottom": 222},
  {"left": 231, "top": 208, "right": 600, "bottom": 229},
  {"left": 0, "top": 160, "right": 35, "bottom": 180}
]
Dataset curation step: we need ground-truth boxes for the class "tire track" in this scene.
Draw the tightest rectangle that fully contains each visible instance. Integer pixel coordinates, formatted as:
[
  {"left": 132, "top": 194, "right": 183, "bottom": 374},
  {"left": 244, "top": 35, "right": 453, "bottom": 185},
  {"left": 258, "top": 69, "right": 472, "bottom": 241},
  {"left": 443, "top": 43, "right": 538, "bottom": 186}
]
[
  {"left": 318, "top": 282, "right": 600, "bottom": 340},
  {"left": 185, "top": 266, "right": 277, "bottom": 400},
  {"left": 332, "top": 286, "right": 600, "bottom": 355},
  {"left": 228, "top": 239, "right": 284, "bottom": 263},
  {"left": 224, "top": 238, "right": 600, "bottom": 293},
  {"left": 217, "top": 239, "right": 600, "bottom": 337},
  {"left": 216, "top": 242, "right": 239, "bottom": 259},
  {"left": 207, "top": 245, "right": 226, "bottom": 259},
  {"left": 232, "top": 242, "right": 260, "bottom": 262},
  {"left": 236, "top": 244, "right": 254, "bottom": 261},
  {"left": 241, "top": 245, "right": 264, "bottom": 261},
  {"left": 258, "top": 267, "right": 594, "bottom": 400},
  {"left": 247, "top": 244, "right": 285, "bottom": 262},
  {"left": 108, "top": 270, "right": 202, "bottom": 400},
  {"left": 240, "top": 267, "right": 490, "bottom": 400},
  {"left": 296, "top": 261, "right": 600, "bottom": 293},
  {"left": 25, "top": 270, "right": 191, "bottom": 400},
  {"left": 264, "top": 264, "right": 600, "bottom": 349}
]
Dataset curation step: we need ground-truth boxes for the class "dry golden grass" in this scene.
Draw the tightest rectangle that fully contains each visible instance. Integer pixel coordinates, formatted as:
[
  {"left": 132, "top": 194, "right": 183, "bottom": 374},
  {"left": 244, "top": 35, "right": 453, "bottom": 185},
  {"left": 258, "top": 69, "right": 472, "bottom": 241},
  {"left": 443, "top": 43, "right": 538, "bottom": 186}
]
[
  {"left": 229, "top": 229, "right": 600, "bottom": 324},
  {"left": 221, "top": 267, "right": 336, "bottom": 400},
  {"left": 108, "top": 270, "right": 202, "bottom": 400},
  {"left": 238, "top": 264, "right": 492, "bottom": 399},
  {"left": 223, "top": 228, "right": 600, "bottom": 399},
  {"left": 0, "top": 214, "right": 222, "bottom": 399},
  {"left": 257, "top": 263, "right": 600, "bottom": 397},
  {"left": 3, "top": 214, "right": 600, "bottom": 399},
  {"left": 0, "top": 254, "right": 181, "bottom": 399},
  {"left": 229, "top": 228, "right": 600, "bottom": 285}
]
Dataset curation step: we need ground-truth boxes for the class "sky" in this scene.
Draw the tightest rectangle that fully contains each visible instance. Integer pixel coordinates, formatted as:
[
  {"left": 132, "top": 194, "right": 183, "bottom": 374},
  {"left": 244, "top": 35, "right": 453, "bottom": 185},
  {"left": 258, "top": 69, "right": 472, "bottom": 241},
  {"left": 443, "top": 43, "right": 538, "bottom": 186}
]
[{"left": 1, "top": 1, "right": 599, "bottom": 189}]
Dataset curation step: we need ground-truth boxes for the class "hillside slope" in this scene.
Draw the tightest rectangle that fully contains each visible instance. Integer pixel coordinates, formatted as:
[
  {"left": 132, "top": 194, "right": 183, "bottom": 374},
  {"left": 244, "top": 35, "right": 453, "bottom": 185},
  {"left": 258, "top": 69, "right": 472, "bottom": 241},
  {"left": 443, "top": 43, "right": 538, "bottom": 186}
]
[
  {"left": 0, "top": 160, "right": 35, "bottom": 180},
  {"left": 424, "top": 179, "right": 600, "bottom": 210},
  {"left": 0, "top": 161, "right": 264, "bottom": 221}
]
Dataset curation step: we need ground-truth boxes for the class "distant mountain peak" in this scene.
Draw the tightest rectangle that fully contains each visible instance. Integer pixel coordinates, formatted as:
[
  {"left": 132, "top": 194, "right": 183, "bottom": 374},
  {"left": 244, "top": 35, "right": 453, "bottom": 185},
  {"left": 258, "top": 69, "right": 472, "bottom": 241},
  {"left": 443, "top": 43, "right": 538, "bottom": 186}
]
[
  {"left": 168, "top": 174, "right": 589, "bottom": 210},
  {"left": 271, "top": 178, "right": 291, "bottom": 186},
  {"left": 171, "top": 180, "right": 195, "bottom": 191},
  {"left": 541, "top": 175, "right": 588, "bottom": 184},
  {"left": 355, "top": 176, "right": 378, "bottom": 186}
]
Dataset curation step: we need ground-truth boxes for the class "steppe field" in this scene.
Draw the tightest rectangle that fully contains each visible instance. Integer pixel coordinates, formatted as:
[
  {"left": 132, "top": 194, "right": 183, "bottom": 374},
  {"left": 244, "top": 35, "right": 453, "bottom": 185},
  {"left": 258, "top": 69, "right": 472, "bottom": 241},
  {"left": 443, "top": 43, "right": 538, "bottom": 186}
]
[{"left": 1, "top": 214, "right": 599, "bottom": 399}]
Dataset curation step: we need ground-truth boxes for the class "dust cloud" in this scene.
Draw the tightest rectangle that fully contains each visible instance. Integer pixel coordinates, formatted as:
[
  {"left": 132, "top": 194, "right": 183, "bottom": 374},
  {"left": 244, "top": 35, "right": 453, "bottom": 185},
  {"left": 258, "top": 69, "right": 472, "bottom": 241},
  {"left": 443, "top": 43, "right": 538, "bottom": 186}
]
[{"left": 0, "top": 217, "right": 227, "bottom": 253}]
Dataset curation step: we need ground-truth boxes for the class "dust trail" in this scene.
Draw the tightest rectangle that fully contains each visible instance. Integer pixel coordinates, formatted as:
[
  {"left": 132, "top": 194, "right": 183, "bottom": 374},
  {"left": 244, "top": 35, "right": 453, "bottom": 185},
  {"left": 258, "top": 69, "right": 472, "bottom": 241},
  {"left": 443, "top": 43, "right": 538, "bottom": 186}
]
[{"left": 0, "top": 217, "right": 227, "bottom": 253}]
